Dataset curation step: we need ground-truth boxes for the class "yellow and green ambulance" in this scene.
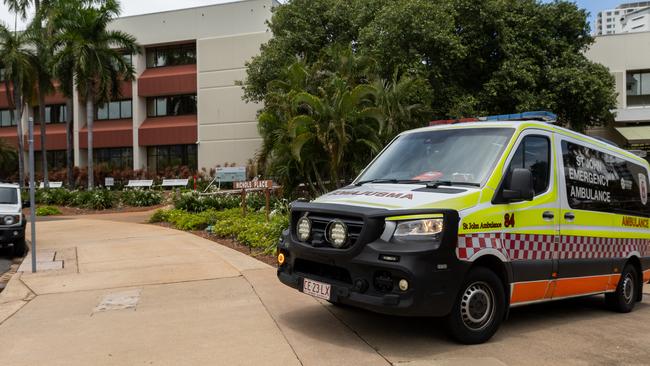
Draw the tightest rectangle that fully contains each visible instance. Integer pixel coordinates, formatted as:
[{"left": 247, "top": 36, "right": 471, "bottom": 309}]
[{"left": 277, "top": 112, "right": 650, "bottom": 344}]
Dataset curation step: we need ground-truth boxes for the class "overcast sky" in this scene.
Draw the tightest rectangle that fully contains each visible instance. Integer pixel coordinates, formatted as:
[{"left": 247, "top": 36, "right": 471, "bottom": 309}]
[{"left": 0, "top": 0, "right": 630, "bottom": 33}]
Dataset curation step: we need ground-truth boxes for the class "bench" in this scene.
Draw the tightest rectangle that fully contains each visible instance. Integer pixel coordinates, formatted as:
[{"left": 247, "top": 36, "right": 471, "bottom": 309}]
[
  {"left": 125, "top": 180, "right": 153, "bottom": 188},
  {"left": 38, "top": 181, "right": 63, "bottom": 189},
  {"left": 161, "top": 178, "right": 189, "bottom": 188}
]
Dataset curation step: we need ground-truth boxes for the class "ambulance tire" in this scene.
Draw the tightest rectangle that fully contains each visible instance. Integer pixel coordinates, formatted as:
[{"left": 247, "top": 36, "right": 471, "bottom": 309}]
[
  {"left": 606, "top": 264, "right": 637, "bottom": 313},
  {"left": 445, "top": 267, "right": 505, "bottom": 344}
]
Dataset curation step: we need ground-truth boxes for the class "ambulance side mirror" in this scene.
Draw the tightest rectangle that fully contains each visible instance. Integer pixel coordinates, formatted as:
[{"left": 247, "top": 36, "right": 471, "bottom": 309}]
[{"left": 502, "top": 168, "right": 534, "bottom": 202}]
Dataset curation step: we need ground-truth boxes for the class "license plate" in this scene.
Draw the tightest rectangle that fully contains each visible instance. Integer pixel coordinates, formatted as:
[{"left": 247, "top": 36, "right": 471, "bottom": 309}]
[{"left": 302, "top": 278, "right": 331, "bottom": 300}]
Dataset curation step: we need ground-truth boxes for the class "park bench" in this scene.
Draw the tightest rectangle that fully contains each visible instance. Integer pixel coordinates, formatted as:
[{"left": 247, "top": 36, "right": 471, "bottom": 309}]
[
  {"left": 125, "top": 179, "right": 153, "bottom": 188},
  {"left": 161, "top": 178, "right": 189, "bottom": 188},
  {"left": 38, "top": 181, "right": 63, "bottom": 189}
]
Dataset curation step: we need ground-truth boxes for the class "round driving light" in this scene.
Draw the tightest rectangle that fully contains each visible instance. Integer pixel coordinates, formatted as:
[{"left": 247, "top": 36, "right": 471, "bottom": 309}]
[
  {"left": 4, "top": 216, "right": 15, "bottom": 225},
  {"left": 277, "top": 253, "right": 285, "bottom": 265},
  {"left": 327, "top": 220, "right": 348, "bottom": 248},
  {"left": 398, "top": 279, "right": 409, "bottom": 291},
  {"left": 297, "top": 217, "right": 311, "bottom": 242},
  {"left": 12, "top": 231, "right": 18, "bottom": 236}
]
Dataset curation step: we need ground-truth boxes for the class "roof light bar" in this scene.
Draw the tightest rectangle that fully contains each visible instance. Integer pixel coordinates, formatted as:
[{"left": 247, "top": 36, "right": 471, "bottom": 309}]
[
  {"left": 429, "top": 111, "right": 558, "bottom": 126},
  {"left": 479, "top": 111, "right": 558, "bottom": 123}
]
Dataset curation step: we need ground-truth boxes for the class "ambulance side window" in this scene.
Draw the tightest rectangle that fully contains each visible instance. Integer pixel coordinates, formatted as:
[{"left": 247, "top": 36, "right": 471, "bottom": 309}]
[{"left": 506, "top": 135, "right": 550, "bottom": 195}]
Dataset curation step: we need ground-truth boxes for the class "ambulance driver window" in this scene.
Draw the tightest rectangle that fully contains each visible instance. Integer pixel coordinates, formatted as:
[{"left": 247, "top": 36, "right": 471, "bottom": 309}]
[
  {"left": 561, "top": 141, "right": 650, "bottom": 217},
  {"left": 506, "top": 136, "right": 550, "bottom": 195}
]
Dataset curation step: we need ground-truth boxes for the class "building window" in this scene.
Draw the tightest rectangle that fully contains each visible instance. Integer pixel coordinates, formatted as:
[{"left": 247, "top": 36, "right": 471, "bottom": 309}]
[
  {"left": 145, "top": 43, "right": 196, "bottom": 68},
  {"left": 93, "top": 147, "right": 133, "bottom": 170},
  {"left": 34, "top": 104, "right": 67, "bottom": 124},
  {"left": 0, "top": 109, "right": 15, "bottom": 127},
  {"left": 96, "top": 100, "right": 132, "bottom": 120},
  {"left": 627, "top": 70, "right": 650, "bottom": 106},
  {"left": 147, "top": 144, "right": 197, "bottom": 173},
  {"left": 35, "top": 150, "right": 67, "bottom": 171},
  {"left": 146, "top": 95, "right": 196, "bottom": 117}
]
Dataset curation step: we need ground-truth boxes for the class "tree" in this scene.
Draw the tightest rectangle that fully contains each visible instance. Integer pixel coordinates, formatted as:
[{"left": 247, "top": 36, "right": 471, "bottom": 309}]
[
  {"left": 0, "top": 22, "right": 35, "bottom": 188},
  {"left": 0, "top": 138, "right": 18, "bottom": 178},
  {"left": 26, "top": 3, "right": 55, "bottom": 188},
  {"left": 257, "top": 48, "right": 425, "bottom": 195},
  {"left": 244, "top": 0, "right": 616, "bottom": 134},
  {"left": 51, "top": 0, "right": 138, "bottom": 189}
]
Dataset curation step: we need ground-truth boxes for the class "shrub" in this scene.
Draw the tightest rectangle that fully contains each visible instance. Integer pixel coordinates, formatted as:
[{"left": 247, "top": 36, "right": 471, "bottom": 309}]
[
  {"left": 71, "top": 189, "right": 116, "bottom": 210},
  {"left": 148, "top": 209, "right": 170, "bottom": 223},
  {"left": 36, "top": 188, "right": 74, "bottom": 206},
  {"left": 153, "top": 207, "right": 289, "bottom": 253},
  {"left": 36, "top": 205, "right": 62, "bottom": 216},
  {"left": 121, "top": 189, "right": 163, "bottom": 207}
]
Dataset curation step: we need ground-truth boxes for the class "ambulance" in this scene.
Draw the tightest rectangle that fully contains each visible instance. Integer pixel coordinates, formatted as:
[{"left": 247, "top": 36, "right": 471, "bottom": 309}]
[{"left": 276, "top": 112, "right": 650, "bottom": 344}]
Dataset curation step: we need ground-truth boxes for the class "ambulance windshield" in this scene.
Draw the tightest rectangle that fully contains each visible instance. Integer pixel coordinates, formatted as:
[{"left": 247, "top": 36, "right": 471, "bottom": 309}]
[{"left": 357, "top": 127, "right": 514, "bottom": 186}]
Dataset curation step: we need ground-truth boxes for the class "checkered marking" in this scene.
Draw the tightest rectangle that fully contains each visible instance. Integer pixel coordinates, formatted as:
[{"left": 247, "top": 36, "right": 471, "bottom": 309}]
[{"left": 457, "top": 233, "right": 650, "bottom": 261}]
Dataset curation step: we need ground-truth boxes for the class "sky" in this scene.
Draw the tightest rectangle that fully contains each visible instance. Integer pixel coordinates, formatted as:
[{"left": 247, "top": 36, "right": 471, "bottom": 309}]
[{"left": 0, "top": 0, "right": 631, "bottom": 33}]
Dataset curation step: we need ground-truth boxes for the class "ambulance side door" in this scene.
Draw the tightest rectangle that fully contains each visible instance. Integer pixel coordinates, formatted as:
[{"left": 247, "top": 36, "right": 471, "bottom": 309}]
[{"left": 494, "top": 129, "right": 560, "bottom": 305}]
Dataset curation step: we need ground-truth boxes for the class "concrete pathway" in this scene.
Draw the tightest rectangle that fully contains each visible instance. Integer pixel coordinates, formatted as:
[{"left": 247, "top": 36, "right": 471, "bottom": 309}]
[{"left": 1, "top": 212, "right": 650, "bottom": 365}]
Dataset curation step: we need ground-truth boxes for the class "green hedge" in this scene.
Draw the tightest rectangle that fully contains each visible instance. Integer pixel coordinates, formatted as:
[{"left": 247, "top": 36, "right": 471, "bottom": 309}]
[
  {"left": 150, "top": 208, "right": 288, "bottom": 253},
  {"left": 172, "top": 191, "right": 280, "bottom": 213},
  {"left": 34, "top": 188, "right": 163, "bottom": 209}
]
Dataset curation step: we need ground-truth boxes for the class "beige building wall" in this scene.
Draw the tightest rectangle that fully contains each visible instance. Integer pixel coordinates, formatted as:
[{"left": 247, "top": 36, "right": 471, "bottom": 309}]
[
  {"left": 197, "top": 32, "right": 270, "bottom": 169},
  {"left": 107, "top": 0, "right": 274, "bottom": 171}
]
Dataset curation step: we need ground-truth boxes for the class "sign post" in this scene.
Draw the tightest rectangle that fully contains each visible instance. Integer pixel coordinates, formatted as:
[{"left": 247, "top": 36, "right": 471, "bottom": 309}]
[
  {"left": 233, "top": 180, "right": 273, "bottom": 221},
  {"left": 28, "top": 117, "right": 36, "bottom": 273}
]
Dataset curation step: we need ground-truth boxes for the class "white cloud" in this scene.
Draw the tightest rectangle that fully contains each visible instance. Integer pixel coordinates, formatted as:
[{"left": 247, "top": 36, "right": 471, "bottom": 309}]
[{"left": 0, "top": 0, "right": 237, "bottom": 30}]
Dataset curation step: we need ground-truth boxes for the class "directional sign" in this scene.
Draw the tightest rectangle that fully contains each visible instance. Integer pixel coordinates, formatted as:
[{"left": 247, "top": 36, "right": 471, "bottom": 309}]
[
  {"left": 216, "top": 167, "right": 246, "bottom": 182},
  {"left": 233, "top": 180, "right": 273, "bottom": 190}
]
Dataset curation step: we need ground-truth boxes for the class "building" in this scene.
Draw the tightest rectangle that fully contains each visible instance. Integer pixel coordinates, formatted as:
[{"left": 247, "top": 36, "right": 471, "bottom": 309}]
[
  {"left": 0, "top": 0, "right": 275, "bottom": 176},
  {"left": 596, "top": 2, "right": 650, "bottom": 35},
  {"left": 585, "top": 31, "right": 650, "bottom": 156}
]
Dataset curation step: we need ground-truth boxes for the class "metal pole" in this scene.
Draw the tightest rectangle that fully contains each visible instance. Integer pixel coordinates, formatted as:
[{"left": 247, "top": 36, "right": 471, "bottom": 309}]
[{"left": 28, "top": 116, "right": 36, "bottom": 273}]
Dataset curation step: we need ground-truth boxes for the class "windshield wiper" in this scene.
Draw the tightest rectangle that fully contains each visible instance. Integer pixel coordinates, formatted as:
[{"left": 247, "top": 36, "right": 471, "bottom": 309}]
[
  {"left": 354, "top": 179, "right": 422, "bottom": 186},
  {"left": 424, "top": 180, "right": 481, "bottom": 188}
]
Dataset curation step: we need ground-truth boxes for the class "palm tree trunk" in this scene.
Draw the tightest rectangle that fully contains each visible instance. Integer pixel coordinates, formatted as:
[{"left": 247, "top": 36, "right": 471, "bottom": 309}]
[
  {"left": 39, "top": 92, "right": 48, "bottom": 188},
  {"left": 13, "top": 81, "right": 24, "bottom": 188},
  {"left": 86, "top": 90, "right": 94, "bottom": 190},
  {"left": 66, "top": 98, "right": 73, "bottom": 188}
]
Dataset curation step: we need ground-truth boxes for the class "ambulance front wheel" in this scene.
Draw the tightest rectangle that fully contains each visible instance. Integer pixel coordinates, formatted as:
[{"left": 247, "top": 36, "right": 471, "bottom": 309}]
[
  {"left": 606, "top": 264, "right": 638, "bottom": 313},
  {"left": 445, "top": 267, "right": 505, "bottom": 344}
]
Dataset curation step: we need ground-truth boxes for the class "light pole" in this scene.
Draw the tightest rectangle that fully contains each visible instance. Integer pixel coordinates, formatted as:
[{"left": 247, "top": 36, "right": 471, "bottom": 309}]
[{"left": 28, "top": 116, "right": 36, "bottom": 273}]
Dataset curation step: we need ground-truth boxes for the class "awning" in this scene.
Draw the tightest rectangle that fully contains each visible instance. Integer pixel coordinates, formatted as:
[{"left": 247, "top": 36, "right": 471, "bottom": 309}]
[
  {"left": 138, "top": 115, "right": 197, "bottom": 146},
  {"left": 615, "top": 126, "right": 650, "bottom": 144},
  {"left": 79, "top": 119, "right": 133, "bottom": 148},
  {"left": 138, "top": 64, "right": 196, "bottom": 97},
  {"left": 34, "top": 124, "right": 67, "bottom": 150}
]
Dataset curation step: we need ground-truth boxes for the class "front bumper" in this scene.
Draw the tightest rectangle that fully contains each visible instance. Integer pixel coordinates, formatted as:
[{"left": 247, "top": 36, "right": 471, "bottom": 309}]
[
  {"left": 0, "top": 225, "right": 24, "bottom": 247},
  {"left": 277, "top": 204, "right": 466, "bottom": 317}
]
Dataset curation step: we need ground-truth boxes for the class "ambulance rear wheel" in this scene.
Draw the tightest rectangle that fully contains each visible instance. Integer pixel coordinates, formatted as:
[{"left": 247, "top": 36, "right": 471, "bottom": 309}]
[
  {"left": 445, "top": 267, "right": 505, "bottom": 344},
  {"left": 606, "top": 264, "right": 637, "bottom": 313}
]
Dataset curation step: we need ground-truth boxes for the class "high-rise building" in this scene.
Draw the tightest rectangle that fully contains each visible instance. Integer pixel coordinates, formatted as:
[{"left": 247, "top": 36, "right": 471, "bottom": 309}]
[
  {"left": 0, "top": 0, "right": 276, "bottom": 176},
  {"left": 596, "top": 2, "right": 650, "bottom": 35}
]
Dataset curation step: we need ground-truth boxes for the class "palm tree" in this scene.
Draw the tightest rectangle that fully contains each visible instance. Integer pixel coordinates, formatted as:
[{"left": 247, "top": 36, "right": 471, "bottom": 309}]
[
  {"left": 0, "top": 23, "right": 35, "bottom": 188},
  {"left": 0, "top": 138, "right": 18, "bottom": 178},
  {"left": 25, "top": 10, "right": 55, "bottom": 188},
  {"left": 51, "top": 0, "right": 138, "bottom": 189}
]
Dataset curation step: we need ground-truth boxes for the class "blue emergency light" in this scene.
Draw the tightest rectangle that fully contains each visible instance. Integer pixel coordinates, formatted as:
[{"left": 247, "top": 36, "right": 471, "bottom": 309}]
[{"left": 479, "top": 111, "right": 558, "bottom": 123}]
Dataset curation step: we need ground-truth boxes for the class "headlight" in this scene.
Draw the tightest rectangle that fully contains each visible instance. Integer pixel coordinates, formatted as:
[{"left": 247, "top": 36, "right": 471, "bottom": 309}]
[
  {"left": 3, "top": 215, "right": 18, "bottom": 225},
  {"left": 296, "top": 216, "right": 311, "bottom": 241},
  {"left": 327, "top": 220, "right": 348, "bottom": 248},
  {"left": 393, "top": 219, "right": 443, "bottom": 237}
]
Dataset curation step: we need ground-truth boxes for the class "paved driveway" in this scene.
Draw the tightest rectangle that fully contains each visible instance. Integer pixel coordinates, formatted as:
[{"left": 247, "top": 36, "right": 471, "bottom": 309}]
[{"left": 0, "top": 212, "right": 649, "bottom": 365}]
